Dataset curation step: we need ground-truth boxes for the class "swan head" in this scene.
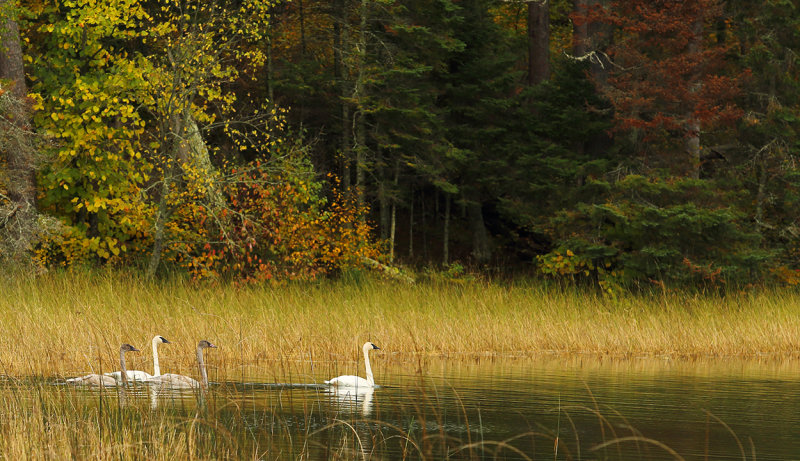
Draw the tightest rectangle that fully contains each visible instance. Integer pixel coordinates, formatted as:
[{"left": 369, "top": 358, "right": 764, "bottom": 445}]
[
  {"left": 120, "top": 343, "right": 140, "bottom": 353},
  {"left": 363, "top": 342, "right": 380, "bottom": 351},
  {"left": 198, "top": 340, "right": 217, "bottom": 349},
  {"left": 154, "top": 336, "right": 170, "bottom": 344}
]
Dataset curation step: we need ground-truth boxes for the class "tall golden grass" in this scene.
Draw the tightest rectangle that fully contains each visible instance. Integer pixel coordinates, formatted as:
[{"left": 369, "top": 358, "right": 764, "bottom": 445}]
[
  {"left": 1, "top": 271, "right": 799, "bottom": 379},
  {"left": 0, "top": 371, "right": 759, "bottom": 461},
  {"left": 0, "top": 377, "right": 700, "bottom": 461}
]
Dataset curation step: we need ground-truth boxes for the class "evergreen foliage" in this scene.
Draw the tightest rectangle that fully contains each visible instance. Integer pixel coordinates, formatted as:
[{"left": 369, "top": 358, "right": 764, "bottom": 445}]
[
  {"left": 0, "top": 0, "right": 798, "bottom": 288},
  {"left": 541, "top": 176, "right": 771, "bottom": 291}
]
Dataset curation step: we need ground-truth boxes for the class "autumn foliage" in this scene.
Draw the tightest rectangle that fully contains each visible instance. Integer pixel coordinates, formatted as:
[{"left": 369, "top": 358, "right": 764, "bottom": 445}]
[
  {"left": 578, "top": 0, "right": 746, "bottom": 173},
  {"left": 4, "top": 0, "right": 799, "bottom": 289},
  {"left": 180, "top": 164, "right": 380, "bottom": 283},
  {"left": 24, "top": 0, "right": 382, "bottom": 280}
]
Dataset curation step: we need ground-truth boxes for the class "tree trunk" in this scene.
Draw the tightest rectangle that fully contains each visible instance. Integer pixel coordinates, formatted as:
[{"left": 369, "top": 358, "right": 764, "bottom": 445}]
[
  {"left": 353, "top": 0, "right": 369, "bottom": 219},
  {"left": 571, "top": 0, "right": 587, "bottom": 57},
  {"left": 266, "top": 16, "right": 274, "bottom": 103},
  {"left": 182, "top": 114, "right": 225, "bottom": 211},
  {"left": 408, "top": 185, "right": 413, "bottom": 260},
  {"left": 467, "top": 201, "right": 491, "bottom": 264},
  {"left": 341, "top": 111, "right": 352, "bottom": 189},
  {"left": 389, "top": 160, "right": 399, "bottom": 262},
  {"left": 146, "top": 177, "right": 170, "bottom": 279},
  {"left": 334, "top": 0, "right": 352, "bottom": 189},
  {"left": 0, "top": 0, "right": 38, "bottom": 259},
  {"left": 576, "top": 0, "right": 612, "bottom": 86},
  {"left": 422, "top": 189, "right": 428, "bottom": 260},
  {"left": 389, "top": 191, "right": 396, "bottom": 262},
  {"left": 147, "top": 81, "right": 219, "bottom": 278},
  {"left": 0, "top": 3, "right": 26, "bottom": 102},
  {"left": 755, "top": 160, "right": 767, "bottom": 226},
  {"left": 686, "top": 119, "right": 701, "bottom": 179},
  {"left": 147, "top": 103, "right": 187, "bottom": 279},
  {"left": 686, "top": 18, "right": 703, "bottom": 179},
  {"left": 355, "top": 113, "right": 366, "bottom": 219},
  {"left": 377, "top": 164, "right": 389, "bottom": 241},
  {"left": 299, "top": 0, "right": 307, "bottom": 56},
  {"left": 442, "top": 194, "right": 450, "bottom": 266},
  {"left": 528, "top": 0, "right": 550, "bottom": 85}
]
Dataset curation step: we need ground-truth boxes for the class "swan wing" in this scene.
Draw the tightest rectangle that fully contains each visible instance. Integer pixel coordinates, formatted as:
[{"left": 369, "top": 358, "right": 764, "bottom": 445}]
[
  {"left": 144, "top": 373, "right": 199, "bottom": 389},
  {"left": 128, "top": 370, "right": 154, "bottom": 381},
  {"left": 103, "top": 371, "right": 123, "bottom": 380},
  {"left": 67, "top": 374, "right": 118, "bottom": 387}
]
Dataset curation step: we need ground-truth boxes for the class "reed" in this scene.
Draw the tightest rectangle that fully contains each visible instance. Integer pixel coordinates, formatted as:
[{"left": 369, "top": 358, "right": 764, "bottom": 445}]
[
  {"left": 1, "top": 271, "right": 799, "bottom": 379},
  {"left": 0, "top": 372, "right": 755, "bottom": 461}
]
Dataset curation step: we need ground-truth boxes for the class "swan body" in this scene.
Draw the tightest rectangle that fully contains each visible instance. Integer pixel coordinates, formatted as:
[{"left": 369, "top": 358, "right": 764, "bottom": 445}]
[
  {"left": 325, "top": 342, "right": 380, "bottom": 389},
  {"left": 67, "top": 344, "right": 140, "bottom": 387},
  {"left": 145, "top": 340, "right": 216, "bottom": 389},
  {"left": 105, "top": 369, "right": 152, "bottom": 382},
  {"left": 105, "top": 335, "right": 170, "bottom": 383},
  {"left": 325, "top": 375, "right": 373, "bottom": 389}
]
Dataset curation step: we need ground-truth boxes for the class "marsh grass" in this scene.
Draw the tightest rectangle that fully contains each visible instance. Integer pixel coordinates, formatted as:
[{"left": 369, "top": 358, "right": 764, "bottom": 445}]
[
  {"left": 0, "top": 372, "right": 757, "bottom": 461},
  {"left": 1, "top": 271, "right": 799, "bottom": 379},
  {"left": 0, "top": 272, "right": 776, "bottom": 459}
]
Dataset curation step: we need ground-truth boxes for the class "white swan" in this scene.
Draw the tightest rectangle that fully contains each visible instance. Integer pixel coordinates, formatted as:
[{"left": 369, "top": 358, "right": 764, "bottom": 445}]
[
  {"left": 325, "top": 342, "right": 380, "bottom": 389},
  {"left": 144, "top": 340, "right": 216, "bottom": 389},
  {"left": 67, "top": 344, "right": 140, "bottom": 387},
  {"left": 105, "top": 335, "right": 170, "bottom": 383}
]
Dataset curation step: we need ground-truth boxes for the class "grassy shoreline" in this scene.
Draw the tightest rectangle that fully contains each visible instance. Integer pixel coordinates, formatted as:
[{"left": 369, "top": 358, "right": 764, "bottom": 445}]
[{"left": 2, "top": 272, "right": 800, "bottom": 378}]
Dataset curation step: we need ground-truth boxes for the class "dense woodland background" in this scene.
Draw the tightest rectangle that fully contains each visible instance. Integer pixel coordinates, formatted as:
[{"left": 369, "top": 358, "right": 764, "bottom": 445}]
[{"left": 0, "top": 0, "right": 798, "bottom": 290}]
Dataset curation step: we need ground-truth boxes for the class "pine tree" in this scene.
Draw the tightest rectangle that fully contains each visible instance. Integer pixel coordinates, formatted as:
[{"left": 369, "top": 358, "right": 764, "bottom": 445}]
[
  {"left": 586, "top": 0, "right": 744, "bottom": 177},
  {"left": 728, "top": 0, "right": 800, "bottom": 277}
]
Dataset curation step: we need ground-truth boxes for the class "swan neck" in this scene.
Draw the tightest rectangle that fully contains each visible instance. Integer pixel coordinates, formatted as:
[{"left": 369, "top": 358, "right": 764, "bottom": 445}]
[
  {"left": 197, "top": 346, "right": 208, "bottom": 389},
  {"left": 363, "top": 346, "right": 374, "bottom": 386},
  {"left": 152, "top": 338, "right": 161, "bottom": 376},
  {"left": 119, "top": 349, "right": 129, "bottom": 387}
]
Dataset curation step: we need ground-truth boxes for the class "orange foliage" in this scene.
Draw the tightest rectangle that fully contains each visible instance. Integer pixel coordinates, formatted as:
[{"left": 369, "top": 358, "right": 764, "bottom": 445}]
[
  {"left": 170, "top": 162, "right": 380, "bottom": 283},
  {"left": 578, "top": 0, "right": 745, "bottom": 170}
]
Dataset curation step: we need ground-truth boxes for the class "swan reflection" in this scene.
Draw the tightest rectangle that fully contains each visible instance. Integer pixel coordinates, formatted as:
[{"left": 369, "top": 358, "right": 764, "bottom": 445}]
[
  {"left": 326, "top": 385, "right": 374, "bottom": 417},
  {"left": 146, "top": 383, "right": 207, "bottom": 410}
]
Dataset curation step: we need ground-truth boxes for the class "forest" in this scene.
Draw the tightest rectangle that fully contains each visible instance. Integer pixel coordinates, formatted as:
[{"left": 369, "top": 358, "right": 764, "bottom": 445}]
[{"left": 0, "top": 0, "right": 798, "bottom": 290}]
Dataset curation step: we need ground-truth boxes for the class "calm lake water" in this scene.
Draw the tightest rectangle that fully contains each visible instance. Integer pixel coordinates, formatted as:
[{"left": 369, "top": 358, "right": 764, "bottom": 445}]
[{"left": 10, "top": 356, "right": 800, "bottom": 460}]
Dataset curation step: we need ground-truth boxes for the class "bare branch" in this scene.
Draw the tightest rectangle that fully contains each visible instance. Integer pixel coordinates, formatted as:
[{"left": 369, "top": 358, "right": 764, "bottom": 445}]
[{"left": 562, "top": 50, "right": 619, "bottom": 70}]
